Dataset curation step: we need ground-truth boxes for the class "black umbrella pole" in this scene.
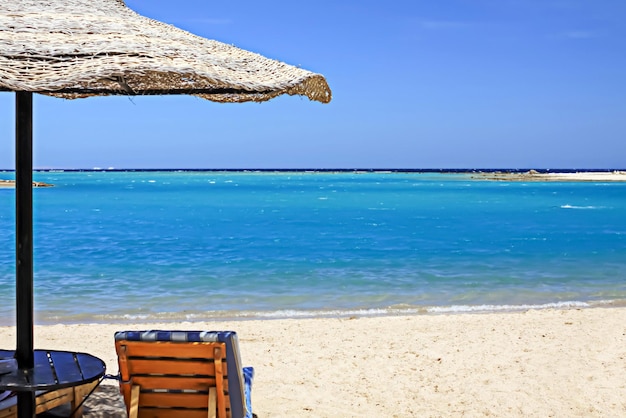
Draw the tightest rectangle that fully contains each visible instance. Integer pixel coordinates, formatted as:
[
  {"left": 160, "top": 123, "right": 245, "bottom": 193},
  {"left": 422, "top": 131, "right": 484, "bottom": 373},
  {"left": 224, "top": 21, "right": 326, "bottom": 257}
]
[
  {"left": 15, "top": 91, "right": 34, "bottom": 368},
  {"left": 15, "top": 92, "right": 36, "bottom": 418}
]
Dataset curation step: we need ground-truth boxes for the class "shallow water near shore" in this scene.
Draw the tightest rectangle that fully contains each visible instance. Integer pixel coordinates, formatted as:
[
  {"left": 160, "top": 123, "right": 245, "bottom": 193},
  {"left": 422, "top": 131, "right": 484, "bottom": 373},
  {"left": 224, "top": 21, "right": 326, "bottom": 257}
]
[{"left": 1, "top": 170, "right": 625, "bottom": 324}]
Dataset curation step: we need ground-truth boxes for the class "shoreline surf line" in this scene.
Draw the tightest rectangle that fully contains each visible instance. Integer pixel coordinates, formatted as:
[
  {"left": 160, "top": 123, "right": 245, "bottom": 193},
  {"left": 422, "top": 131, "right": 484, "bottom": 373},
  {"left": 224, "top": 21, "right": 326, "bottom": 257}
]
[{"left": 5, "top": 299, "right": 624, "bottom": 327}]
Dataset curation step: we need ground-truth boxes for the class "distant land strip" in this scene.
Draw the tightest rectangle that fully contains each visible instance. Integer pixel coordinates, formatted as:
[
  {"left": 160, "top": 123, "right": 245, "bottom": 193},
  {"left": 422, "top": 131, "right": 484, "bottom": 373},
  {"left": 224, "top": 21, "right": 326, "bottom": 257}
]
[
  {"left": 1, "top": 169, "right": 626, "bottom": 183},
  {"left": 0, "top": 179, "right": 53, "bottom": 188},
  {"left": 471, "top": 170, "right": 626, "bottom": 182}
]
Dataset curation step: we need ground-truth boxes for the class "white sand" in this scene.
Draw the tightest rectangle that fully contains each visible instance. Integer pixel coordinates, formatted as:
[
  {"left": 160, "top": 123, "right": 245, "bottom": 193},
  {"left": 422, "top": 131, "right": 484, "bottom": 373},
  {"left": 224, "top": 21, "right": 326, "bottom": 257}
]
[
  {"left": 1, "top": 308, "right": 625, "bottom": 417},
  {"left": 536, "top": 171, "right": 626, "bottom": 181},
  {"left": 472, "top": 171, "right": 626, "bottom": 182}
]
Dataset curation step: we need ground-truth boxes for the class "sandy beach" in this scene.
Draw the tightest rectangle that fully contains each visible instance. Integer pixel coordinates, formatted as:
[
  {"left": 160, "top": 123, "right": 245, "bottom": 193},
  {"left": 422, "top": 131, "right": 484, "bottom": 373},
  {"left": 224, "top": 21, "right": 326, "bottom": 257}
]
[
  {"left": 1, "top": 308, "right": 625, "bottom": 417},
  {"left": 471, "top": 170, "right": 626, "bottom": 182},
  {"left": 0, "top": 180, "right": 54, "bottom": 188}
]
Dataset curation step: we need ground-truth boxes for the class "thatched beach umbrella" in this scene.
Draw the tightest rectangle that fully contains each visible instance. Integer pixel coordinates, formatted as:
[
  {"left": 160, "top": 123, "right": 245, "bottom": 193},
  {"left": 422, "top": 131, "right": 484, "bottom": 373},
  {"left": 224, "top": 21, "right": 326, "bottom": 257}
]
[{"left": 0, "top": 0, "right": 331, "bottom": 416}]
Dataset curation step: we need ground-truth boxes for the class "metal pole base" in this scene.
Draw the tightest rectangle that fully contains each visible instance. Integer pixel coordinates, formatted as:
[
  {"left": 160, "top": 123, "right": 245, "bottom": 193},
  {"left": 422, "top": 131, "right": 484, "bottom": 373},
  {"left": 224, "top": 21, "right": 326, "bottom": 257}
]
[{"left": 17, "top": 392, "right": 35, "bottom": 418}]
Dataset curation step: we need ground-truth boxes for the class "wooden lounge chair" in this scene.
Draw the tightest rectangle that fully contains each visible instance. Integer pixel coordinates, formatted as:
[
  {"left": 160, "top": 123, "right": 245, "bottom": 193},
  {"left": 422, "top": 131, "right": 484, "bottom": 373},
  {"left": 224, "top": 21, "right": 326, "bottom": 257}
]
[
  {"left": 0, "top": 380, "right": 99, "bottom": 418},
  {"left": 114, "top": 330, "right": 254, "bottom": 418}
]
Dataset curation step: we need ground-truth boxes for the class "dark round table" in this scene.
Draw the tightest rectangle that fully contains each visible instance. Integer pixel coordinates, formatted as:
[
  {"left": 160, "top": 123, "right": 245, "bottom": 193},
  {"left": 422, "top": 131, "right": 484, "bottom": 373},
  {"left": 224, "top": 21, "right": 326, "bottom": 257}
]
[
  {"left": 0, "top": 349, "right": 106, "bottom": 417},
  {"left": 0, "top": 349, "right": 106, "bottom": 391}
]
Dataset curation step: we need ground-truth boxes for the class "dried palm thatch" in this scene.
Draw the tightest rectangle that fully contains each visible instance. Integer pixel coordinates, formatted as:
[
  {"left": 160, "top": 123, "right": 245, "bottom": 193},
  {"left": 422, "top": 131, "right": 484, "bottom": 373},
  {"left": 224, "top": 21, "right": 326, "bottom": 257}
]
[{"left": 0, "top": 0, "right": 331, "bottom": 103}]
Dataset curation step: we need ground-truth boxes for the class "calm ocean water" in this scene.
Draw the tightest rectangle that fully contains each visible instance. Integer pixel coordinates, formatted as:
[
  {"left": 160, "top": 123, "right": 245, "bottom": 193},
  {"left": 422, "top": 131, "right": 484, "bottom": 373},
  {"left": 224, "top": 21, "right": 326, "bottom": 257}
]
[{"left": 1, "top": 170, "right": 625, "bottom": 325}]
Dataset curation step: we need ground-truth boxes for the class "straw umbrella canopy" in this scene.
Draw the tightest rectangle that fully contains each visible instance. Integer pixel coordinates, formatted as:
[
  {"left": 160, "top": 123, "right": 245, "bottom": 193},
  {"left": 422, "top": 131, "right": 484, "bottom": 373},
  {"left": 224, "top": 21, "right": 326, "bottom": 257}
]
[
  {"left": 1, "top": 1, "right": 330, "bottom": 416},
  {"left": 0, "top": 0, "right": 331, "bottom": 102}
]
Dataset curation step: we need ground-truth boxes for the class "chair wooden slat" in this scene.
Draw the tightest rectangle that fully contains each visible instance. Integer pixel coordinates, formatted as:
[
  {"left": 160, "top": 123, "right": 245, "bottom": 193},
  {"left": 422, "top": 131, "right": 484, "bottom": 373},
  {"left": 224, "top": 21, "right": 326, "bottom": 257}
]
[
  {"left": 209, "top": 387, "right": 217, "bottom": 418},
  {"left": 137, "top": 409, "right": 212, "bottom": 418},
  {"left": 137, "top": 392, "right": 228, "bottom": 409},
  {"left": 125, "top": 358, "right": 222, "bottom": 376},
  {"left": 124, "top": 375, "right": 218, "bottom": 391},
  {"left": 214, "top": 346, "right": 227, "bottom": 418},
  {"left": 129, "top": 385, "right": 140, "bottom": 418},
  {"left": 121, "top": 342, "right": 224, "bottom": 359}
]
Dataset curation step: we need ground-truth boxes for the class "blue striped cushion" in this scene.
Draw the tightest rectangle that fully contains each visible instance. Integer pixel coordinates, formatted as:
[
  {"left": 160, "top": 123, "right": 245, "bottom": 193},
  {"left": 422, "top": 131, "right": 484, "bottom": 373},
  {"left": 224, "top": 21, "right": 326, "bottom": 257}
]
[
  {"left": 114, "top": 330, "right": 235, "bottom": 343},
  {"left": 114, "top": 330, "right": 253, "bottom": 418}
]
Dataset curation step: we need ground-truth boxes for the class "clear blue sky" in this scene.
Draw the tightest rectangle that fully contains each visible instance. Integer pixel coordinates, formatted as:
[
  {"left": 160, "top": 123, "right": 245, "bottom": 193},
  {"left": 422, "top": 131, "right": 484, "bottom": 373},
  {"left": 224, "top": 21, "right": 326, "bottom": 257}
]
[{"left": 2, "top": 0, "right": 625, "bottom": 169}]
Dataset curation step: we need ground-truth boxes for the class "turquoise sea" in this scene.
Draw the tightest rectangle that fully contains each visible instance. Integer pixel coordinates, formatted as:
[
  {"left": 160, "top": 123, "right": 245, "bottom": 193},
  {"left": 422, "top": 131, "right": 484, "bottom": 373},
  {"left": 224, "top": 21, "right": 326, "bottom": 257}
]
[{"left": 1, "top": 170, "right": 625, "bottom": 325}]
